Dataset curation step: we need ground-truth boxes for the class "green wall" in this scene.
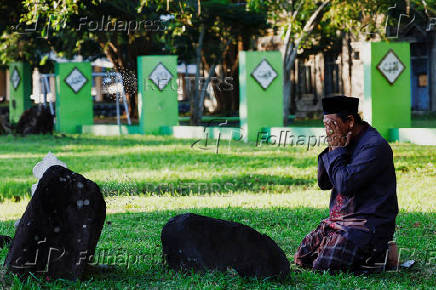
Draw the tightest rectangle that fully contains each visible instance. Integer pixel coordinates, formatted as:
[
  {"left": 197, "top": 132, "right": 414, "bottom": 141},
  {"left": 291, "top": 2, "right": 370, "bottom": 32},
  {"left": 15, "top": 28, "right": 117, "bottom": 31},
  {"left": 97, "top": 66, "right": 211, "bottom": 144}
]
[
  {"left": 55, "top": 62, "right": 93, "bottom": 133},
  {"left": 239, "top": 51, "right": 283, "bottom": 142},
  {"left": 9, "top": 62, "right": 32, "bottom": 123},
  {"left": 363, "top": 42, "right": 411, "bottom": 138},
  {"left": 137, "top": 55, "right": 179, "bottom": 134}
]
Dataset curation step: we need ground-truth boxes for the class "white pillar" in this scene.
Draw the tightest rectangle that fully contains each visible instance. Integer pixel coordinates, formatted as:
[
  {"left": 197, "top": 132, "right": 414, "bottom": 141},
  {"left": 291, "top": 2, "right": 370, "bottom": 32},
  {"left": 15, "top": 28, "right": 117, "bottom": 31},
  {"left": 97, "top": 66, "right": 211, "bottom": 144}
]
[
  {"left": 94, "top": 66, "right": 103, "bottom": 102},
  {"left": 32, "top": 68, "right": 41, "bottom": 103}
]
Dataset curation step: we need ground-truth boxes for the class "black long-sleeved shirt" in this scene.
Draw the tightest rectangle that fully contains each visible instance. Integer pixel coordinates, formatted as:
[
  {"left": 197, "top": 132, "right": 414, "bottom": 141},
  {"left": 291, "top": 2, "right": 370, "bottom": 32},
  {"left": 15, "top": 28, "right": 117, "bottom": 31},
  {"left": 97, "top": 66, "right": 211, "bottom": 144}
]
[{"left": 318, "top": 123, "right": 399, "bottom": 246}]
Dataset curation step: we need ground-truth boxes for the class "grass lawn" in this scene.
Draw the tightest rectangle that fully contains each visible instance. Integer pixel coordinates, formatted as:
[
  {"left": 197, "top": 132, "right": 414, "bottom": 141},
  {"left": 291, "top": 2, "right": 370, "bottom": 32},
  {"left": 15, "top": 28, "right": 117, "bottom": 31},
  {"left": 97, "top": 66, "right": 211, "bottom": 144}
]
[{"left": 0, "top": 134, "right": 435, "bottom": 289}]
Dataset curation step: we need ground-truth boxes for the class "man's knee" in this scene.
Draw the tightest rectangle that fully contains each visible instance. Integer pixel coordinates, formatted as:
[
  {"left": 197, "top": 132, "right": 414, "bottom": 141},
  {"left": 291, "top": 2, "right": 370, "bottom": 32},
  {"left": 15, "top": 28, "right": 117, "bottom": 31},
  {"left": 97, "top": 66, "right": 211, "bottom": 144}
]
[
  {"left": 312, "top": 254, "right": 355, "bottom": 273},
  {"left": 294, "top": 251, "right": 313, "bottom": 268},
  {"left": 311, "top": 232, "right": 361, "bottom": 272},
  {"left": 294, "top": 224, "right": 327, "bottom": 268}
]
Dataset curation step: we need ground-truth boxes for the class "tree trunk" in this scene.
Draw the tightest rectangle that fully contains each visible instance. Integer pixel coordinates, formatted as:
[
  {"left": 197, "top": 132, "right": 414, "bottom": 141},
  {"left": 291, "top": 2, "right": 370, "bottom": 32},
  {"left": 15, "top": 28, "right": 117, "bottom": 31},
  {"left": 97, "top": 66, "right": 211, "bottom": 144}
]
[
  {"left": 290, "top": 63, "right": 296, "bottom": 115},
  {"left": 283, "top": 68, "right": 291, "bottom": 125},
  {"left": 283, "top": 49, "right": 297, "bottom": 126},
  {"left": 214, "top": 41, "right": 240, "bottom": 114},
  {"left": 282, "top": 1, "right": 330, "bottom": 125},
  {"left": 191, "top": 25, "right": 205, "bottom": 125},
  {"left": 212, "top": 69, "right": 238, "bottom": 114},
  {"left": 198, "top": 64, "right": 216, "bottom": 120},
  {"left": 192, "top": 34, "right": 232, "bottom": 123}
]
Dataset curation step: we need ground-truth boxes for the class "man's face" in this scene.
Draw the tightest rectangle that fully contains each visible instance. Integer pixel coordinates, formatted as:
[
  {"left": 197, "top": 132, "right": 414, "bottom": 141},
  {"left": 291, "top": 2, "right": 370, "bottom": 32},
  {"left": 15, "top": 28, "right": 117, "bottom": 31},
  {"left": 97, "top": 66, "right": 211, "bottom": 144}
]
[{"left": 323, "top": 114, "right": 349, "bottom": 137}]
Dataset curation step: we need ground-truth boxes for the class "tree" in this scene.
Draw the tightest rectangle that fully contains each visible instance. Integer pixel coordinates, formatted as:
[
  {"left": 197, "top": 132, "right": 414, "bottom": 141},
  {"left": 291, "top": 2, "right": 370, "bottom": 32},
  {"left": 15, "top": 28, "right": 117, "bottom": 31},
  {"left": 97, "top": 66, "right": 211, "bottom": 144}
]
[
  {"left": 162, "top": 0, "right": 268, "bottom": 124},
  {"left": 0, "top": 0, "right": 52, "bottom": 69},
  {"left": 249, "top": 0, "right": 352, "bottom": 124}
]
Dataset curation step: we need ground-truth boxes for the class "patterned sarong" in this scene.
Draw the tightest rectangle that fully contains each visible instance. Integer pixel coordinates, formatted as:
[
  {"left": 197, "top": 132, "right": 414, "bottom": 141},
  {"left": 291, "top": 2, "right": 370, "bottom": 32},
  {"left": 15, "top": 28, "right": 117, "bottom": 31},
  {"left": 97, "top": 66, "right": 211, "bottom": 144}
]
[{"left": 294, "top": 221, "right": 372, "bottom": 272}]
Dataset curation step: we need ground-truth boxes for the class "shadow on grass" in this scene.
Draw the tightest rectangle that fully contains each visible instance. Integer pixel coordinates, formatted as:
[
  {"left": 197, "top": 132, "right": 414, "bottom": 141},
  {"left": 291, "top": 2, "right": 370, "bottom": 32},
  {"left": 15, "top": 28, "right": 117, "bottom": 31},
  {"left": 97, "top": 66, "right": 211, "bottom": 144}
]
[{"left": 1, "top": 207, "right": 435, "bottom": 288}]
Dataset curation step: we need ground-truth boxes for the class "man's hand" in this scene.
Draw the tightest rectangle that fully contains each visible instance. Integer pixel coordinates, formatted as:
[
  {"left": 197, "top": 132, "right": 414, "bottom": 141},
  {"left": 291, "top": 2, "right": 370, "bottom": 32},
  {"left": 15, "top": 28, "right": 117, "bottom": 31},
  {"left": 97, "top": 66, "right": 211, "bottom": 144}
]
[{"left": 325, "top": 119, "right": 351, "bottom": 151}]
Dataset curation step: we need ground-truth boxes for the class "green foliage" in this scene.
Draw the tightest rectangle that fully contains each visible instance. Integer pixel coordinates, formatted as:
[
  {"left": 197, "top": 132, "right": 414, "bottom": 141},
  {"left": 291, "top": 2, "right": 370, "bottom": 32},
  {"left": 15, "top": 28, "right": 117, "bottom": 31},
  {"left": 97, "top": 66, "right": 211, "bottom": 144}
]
[
  {"left": 159, "top": 0, "right": 268, "bottom": 64},
  {"left": 0, "top": 0, "right": 50, "bottom": 67},
  {"left": 0, "top": 0, "right": 267, "bottom": 69},
  {"left": 249, "top": 0, "right": 436, "bottom": 53},
  {"left": 1, "top": 0, "right": 436, "bottom": 67},
  {"left": 0, "top": 0, "right": 167, "bottom": 68}
]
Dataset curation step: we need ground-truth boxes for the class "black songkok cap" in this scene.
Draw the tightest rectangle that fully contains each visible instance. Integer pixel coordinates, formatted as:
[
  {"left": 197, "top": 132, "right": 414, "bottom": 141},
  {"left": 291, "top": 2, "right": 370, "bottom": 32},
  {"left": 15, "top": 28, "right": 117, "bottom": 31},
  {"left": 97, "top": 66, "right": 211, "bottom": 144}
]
[{"left": 322, "top": 95, "right": 359, "bottom": 115}]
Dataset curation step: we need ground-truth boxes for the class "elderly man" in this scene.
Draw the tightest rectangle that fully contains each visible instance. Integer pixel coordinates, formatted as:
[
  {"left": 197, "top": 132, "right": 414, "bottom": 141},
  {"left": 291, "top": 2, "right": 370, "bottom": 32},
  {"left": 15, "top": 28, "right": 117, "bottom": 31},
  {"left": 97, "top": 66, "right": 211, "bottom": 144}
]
[{"left": 294, "top": 95, "right": 399, "bottom": 272}]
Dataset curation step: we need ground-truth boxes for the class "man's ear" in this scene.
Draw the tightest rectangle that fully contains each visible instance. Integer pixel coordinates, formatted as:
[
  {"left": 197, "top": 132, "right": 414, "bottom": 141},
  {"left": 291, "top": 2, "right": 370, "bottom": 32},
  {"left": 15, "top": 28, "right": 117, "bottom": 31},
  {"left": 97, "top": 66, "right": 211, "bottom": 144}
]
[{"left": 348, "top": 115, "right": 355, "bottom": 130}]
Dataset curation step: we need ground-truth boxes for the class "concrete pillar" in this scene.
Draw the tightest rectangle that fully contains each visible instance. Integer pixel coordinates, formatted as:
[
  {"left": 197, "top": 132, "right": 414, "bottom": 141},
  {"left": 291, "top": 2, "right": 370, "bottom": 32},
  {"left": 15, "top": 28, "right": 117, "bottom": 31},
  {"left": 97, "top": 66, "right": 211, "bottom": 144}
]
[
  {"left": 239, "top": 51, "right": 283, "bottom": 141},
  {"left": 94, "top": 66, "right": 103, "bottom": 102},
  {"left": 9, "top": 62, "right": 32, "bottom": 123},
  {"left": 362, "top": 42, "right": 411, "bottom": 138},
  {"left": 137, "top": 55, "right": 179, "bottom": 134},
  {"left": 49, "top": 76, "right": 56, "bottom": 102},
  {"left": 32, "top": 68, "right": 41, "bottom": 103},
  {"left": 55, "top": 62, "right": 93, "bottom": 133}
]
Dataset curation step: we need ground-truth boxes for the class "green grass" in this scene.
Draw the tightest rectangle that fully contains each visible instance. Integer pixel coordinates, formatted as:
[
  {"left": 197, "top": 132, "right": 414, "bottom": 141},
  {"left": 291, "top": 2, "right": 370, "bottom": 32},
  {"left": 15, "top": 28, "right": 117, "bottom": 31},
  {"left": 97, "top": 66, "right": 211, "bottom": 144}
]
[{"left": 0, "top": 134, "right": 435, "bottom": 289}]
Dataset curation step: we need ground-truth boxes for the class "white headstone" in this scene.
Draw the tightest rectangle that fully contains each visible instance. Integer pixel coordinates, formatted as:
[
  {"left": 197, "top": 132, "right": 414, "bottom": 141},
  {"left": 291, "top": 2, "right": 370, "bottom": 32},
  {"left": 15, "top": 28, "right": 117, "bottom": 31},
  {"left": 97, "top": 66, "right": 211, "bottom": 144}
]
[
  {"left": 16, "top": 153, "right": 68, "bottom": 228},
  {"left": 32, "top": 152, "right": 67, "bottom": 195}
]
